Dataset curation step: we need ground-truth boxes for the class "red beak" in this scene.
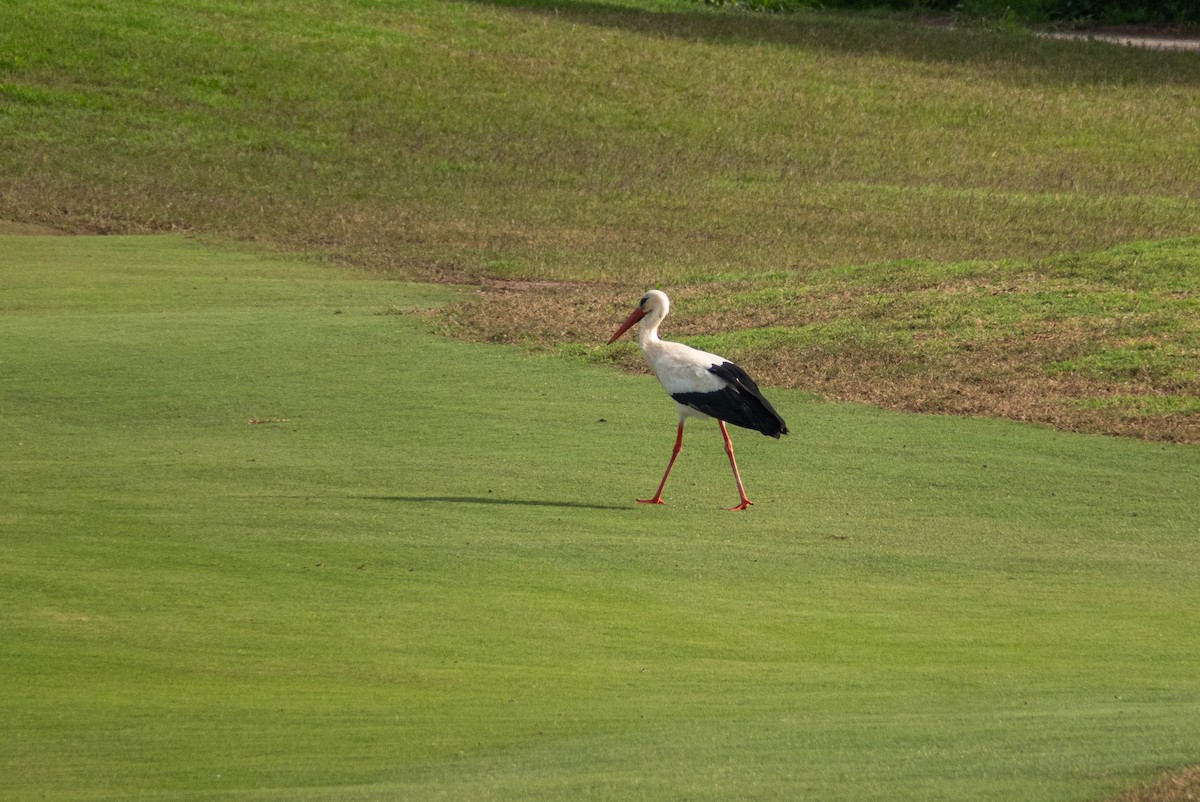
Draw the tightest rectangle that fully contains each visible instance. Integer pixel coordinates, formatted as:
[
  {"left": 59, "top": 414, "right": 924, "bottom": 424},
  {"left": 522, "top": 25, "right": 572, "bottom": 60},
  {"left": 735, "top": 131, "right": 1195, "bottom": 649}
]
[{"left": 607, "top": 307, "right": 647, "bottom": 344}]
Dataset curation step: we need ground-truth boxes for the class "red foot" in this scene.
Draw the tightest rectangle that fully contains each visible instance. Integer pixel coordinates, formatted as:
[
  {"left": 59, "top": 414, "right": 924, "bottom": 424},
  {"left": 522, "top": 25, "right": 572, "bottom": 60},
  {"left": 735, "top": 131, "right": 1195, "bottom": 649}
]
[
  {"left": 637, "top": 498, "right": 665, "bottom": 505},
  {"left": 726, "top": 500, "right": 753, "bottom": 511}
]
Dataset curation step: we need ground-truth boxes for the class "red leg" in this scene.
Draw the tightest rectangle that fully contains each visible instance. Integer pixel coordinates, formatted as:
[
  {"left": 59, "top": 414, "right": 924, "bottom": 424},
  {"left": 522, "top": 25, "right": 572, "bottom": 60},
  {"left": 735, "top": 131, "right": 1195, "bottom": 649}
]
[
  {"left": 719, "top": 421, "right": 753, "bottom": 511},
  {"left": 639, "top": 422, "right": 685, "bottom": 505}
]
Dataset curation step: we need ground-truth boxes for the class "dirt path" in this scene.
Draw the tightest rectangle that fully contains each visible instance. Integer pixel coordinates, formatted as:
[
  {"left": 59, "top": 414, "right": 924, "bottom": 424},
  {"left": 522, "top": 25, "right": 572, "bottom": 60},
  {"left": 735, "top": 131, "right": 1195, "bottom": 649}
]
[
  {"left": 1039, "top": 31, "right": 1200, "bottom": 50},
  {"left": 1036, "top": 25, "right": 1200, "bottom": 51}
]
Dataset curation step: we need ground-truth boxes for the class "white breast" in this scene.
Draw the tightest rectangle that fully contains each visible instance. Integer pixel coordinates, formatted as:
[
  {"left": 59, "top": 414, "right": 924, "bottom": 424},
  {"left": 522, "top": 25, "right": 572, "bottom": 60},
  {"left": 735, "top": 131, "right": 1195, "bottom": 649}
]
[{"left": 643, "top": 339, "right": 728, "bottom": 396}]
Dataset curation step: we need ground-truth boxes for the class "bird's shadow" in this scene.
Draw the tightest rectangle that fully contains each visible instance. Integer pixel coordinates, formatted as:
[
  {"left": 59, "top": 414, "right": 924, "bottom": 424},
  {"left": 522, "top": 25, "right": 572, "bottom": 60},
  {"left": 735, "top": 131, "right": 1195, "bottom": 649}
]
[{"left": 355, "top": 495, "right": 630, "bottom": 511}]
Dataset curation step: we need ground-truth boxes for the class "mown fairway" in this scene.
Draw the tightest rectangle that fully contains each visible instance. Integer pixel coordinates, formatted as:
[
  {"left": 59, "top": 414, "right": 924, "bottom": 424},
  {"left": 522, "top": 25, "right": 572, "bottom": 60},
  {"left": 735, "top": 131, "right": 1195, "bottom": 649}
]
[{"left": 2, "top": 235, "right": 1200, "bottom": 800}]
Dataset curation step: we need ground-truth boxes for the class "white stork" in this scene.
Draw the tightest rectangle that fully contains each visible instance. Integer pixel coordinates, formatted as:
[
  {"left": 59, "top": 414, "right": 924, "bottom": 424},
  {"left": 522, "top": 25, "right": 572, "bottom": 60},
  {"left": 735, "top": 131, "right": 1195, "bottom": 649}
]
[{"left": 607, "top": 289, "right": 787, "bottom": 510}]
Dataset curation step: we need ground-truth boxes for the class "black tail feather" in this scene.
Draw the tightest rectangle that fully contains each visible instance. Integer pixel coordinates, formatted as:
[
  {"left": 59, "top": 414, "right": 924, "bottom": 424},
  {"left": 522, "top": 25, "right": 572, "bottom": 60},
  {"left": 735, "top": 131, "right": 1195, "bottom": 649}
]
[{"left": 672, "top": 361, "right": 788, "bottom": 437}]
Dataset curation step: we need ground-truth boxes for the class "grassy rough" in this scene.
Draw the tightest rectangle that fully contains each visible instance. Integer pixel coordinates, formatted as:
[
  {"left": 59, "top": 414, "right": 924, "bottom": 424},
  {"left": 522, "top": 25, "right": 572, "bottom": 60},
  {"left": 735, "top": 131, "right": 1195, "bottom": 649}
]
[{"left": 3, "top": 0, "right": 1197, "bottom": 438}]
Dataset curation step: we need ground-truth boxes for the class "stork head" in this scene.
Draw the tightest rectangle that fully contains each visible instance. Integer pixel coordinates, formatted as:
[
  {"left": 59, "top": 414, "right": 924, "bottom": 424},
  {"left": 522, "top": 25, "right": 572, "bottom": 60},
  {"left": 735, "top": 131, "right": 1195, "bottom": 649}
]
[{"left": 607, "top": 290, "right": 669, "bottom": 344}]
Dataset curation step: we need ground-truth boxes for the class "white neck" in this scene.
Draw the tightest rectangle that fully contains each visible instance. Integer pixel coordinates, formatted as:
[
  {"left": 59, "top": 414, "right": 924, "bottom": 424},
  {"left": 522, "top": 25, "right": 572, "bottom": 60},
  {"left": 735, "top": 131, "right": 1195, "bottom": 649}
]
[{"left": 638, "top": 307, "right": 665, "bottom": 350}]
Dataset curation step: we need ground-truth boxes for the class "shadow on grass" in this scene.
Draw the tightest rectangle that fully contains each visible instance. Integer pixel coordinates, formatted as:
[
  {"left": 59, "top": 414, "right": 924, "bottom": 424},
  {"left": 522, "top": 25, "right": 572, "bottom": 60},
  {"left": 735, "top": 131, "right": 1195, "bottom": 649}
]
[
  {"left": 462, "top": 0, "right": 1200, "bottom": 87},
  {"left": 357, "top": 495, "right": 631, "bottom": 511}
]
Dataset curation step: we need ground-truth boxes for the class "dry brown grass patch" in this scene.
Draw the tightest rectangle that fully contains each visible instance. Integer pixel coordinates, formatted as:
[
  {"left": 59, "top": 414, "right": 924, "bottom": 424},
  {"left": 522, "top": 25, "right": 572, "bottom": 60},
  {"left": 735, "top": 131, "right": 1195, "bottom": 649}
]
[
  {"left": 1110, "top": 767, "right": 1200, "bottom": 802},
  {"left": 436, "top": 250, "right": 1200, "bottom": 444}
]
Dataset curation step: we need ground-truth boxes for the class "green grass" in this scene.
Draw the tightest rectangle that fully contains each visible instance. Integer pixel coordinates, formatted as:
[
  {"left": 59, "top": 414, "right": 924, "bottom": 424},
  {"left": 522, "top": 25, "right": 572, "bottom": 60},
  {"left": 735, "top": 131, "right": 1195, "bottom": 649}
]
[
  {"left": 2, "top": 0, "right": 1199, "bottom": 282},
  {"left": 3, "top": 234, "right": 1200, "bottom": 800},
  {"left": 2, "top": 2, "right": 1200, "bottom": 794}
]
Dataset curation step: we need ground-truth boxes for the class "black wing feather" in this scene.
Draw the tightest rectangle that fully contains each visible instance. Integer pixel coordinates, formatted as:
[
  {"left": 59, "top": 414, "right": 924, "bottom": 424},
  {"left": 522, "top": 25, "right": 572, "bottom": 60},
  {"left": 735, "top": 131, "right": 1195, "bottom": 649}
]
[{"left": 671, "top": 361, "right": 788, "bottom": 438}]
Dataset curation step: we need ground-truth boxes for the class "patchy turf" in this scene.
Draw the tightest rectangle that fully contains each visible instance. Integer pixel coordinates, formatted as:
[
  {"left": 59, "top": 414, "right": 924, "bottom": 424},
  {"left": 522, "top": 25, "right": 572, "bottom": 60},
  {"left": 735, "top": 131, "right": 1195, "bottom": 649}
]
[
  {"left": 1112, "top": 767, "right": 1200, "bottom": 802},
  {"left": 441, "top": 237, "right": 1200, "bottom": 443}
]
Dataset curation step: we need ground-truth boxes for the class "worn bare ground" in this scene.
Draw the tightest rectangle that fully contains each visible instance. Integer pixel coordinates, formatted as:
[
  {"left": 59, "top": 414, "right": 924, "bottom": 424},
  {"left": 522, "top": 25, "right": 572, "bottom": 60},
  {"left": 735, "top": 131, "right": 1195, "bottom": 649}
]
[
  {"left": 1038, "top": 24, "right": 1200, "bottom": 51},
  {"left": 0, "top": 220, "right": 66, "bottom": 235},
  {"left": 1111, "top": 766, "right": 1200, "bottom": 802},
  {"left": 438, "top": 281, "right": 1200, "bottom": 445}
]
